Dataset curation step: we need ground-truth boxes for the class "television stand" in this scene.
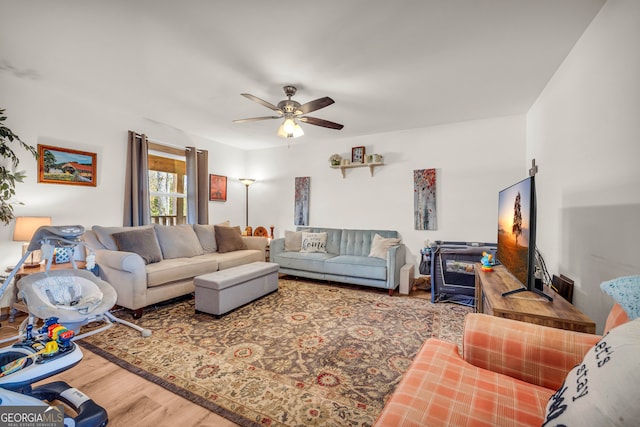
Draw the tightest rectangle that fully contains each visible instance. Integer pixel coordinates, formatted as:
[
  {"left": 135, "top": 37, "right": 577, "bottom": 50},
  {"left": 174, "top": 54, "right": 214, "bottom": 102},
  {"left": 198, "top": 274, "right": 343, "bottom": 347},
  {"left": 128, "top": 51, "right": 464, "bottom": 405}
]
[
  {"left": 475, "top": 264, "right": 595, "bottom": 333},
  {"left": 502, "top": 286, "right": 553, "bottom": 301}
]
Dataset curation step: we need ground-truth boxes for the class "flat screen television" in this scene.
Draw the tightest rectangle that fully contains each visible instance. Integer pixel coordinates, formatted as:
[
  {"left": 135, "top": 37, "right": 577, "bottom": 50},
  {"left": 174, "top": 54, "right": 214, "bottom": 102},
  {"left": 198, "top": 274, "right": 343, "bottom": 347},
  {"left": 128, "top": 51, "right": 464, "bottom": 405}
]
[{"left": 496, "top": 175, "right": 551, "bottom": 300}]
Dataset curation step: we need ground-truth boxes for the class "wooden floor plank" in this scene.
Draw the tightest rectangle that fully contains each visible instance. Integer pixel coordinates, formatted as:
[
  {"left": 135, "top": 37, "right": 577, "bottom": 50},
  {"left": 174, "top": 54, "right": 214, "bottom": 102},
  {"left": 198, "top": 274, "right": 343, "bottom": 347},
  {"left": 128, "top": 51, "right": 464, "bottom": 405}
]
[{"left": 0, "top": 317, "right": 239, "bottom": 427}]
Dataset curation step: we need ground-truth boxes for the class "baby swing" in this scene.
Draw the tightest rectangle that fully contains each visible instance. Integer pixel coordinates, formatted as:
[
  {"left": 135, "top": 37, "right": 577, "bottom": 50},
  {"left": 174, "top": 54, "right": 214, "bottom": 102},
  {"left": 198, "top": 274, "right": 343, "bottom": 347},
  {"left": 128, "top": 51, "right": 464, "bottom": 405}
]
[{"left": 0, "top": 225, "right": 151, "bottom": 426}]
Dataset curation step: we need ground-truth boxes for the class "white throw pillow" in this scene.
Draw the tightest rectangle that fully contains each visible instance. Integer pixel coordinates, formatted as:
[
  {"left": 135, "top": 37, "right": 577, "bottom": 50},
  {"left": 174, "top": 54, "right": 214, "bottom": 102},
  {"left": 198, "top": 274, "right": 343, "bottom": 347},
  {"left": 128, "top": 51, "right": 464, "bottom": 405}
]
[
  {"left": 541, "top": 318, "right": 640, "bottom": 426},
  {"left": 284, "top": 230, "right": 303, "bottom": 252},
  {"left": 368, "top": 233, "right": 401, "bottom": 259},
  {"left": 300, "top": 232, "right": 327, "bottom": 253}
]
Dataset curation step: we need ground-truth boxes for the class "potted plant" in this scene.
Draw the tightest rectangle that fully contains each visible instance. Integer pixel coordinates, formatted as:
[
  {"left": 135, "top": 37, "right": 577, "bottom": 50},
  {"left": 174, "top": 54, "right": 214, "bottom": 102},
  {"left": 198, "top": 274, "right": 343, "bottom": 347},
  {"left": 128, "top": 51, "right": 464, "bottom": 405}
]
[
  {"left": 0, "top": 108, "right": 38, "bottom": 225},
  {"left": 329, "top": 153, "right": 342, "bottom": 166}
]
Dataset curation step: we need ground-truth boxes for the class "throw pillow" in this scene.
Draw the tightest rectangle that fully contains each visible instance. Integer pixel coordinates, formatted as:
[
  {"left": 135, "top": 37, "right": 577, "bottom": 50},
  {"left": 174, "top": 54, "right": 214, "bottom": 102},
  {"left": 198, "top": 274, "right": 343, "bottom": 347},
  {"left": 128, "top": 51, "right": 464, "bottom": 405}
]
[
  {"left": 300, "top": 232, "right": 327, "bottom": 253},
  {"left": 284, "top": 230, "right": 303, "bottom": 252},
  {"left": 214, "top": 225, "right": 248, "bottom": 253},
  {"left": 154, "top": 224, "right": 204, "bottom": 259},
  {"left": 193, "top": 224, "right": 217, "bottom": 253},
  {"left": 541, "top": 318, "right": 640, "bottom": 427},
  {"left": 92, "top": 225, "right": 148, "bottom": 251},
  {"left": 111, "top": 228, "right": 163, "bottom": 264},
  {"left": 600, "top": 275, "right": 640, "bottom": 320},
  {"left": 368, "top": 233, "right": 401, "bottom": 259}
]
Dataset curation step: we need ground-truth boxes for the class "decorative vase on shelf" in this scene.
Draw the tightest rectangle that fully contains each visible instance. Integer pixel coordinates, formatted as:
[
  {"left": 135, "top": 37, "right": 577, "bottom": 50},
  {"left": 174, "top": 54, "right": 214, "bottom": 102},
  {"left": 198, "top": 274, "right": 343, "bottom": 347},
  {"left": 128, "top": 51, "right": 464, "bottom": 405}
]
[{"left": 329, "top": 153, "right": 342, "bottom": 166}]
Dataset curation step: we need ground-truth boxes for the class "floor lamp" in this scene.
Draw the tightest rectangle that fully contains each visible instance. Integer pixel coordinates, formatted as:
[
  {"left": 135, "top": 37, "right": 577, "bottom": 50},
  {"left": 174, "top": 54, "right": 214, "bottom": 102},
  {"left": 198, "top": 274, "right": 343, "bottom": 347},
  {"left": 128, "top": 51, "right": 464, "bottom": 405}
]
[{"left": 239, "top": 178, "right": 255, "bottom": 229}]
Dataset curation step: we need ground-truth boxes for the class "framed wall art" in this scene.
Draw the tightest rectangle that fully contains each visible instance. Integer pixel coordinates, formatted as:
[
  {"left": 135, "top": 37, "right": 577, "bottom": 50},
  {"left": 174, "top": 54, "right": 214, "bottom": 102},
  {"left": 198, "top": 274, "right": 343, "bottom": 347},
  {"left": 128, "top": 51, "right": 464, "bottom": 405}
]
[
  {"left": 209, "top": 174, "right": 227, "bottom": 201},
  {"left": 294, "top": 176, "right": 310, "bottom": 226},
  {"left": 351, "top": 146, "right": 365, "bottom": 163},
  {"left": 37, "top": 144, "right": 97, "bottom": 186},
  {"left": 414, "top": 168, "right": 437, "bottom": 230}
]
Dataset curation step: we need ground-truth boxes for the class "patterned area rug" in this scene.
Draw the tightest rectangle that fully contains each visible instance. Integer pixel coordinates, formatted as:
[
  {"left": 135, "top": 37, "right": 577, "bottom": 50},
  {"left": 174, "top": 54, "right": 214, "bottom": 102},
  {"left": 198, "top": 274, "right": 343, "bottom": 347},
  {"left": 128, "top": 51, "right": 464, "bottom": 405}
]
[{"left": 79, "top": 278, "right": 472, "bottom": 426}]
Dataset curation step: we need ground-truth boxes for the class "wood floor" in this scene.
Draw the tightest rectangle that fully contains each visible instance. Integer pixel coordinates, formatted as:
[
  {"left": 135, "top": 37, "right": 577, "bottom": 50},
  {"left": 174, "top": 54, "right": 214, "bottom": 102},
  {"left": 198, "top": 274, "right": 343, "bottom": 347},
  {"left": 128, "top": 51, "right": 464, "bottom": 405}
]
[
  {"left": 0, "top": 281, "right": 431, "bottom": 427},
  {"left": 0, "top": 315, "right": 239, "bottom": 427}
]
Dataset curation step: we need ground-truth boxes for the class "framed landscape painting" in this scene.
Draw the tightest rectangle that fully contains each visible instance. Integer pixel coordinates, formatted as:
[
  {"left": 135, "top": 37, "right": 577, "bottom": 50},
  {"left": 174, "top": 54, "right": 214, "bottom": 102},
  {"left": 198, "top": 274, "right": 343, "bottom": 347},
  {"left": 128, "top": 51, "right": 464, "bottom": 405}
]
[
  {"left": 37, "top": 144, "right": 97, "bottom": 186},
  {"left": 209, "top": 174, "right": 227, "bottom": 201}
]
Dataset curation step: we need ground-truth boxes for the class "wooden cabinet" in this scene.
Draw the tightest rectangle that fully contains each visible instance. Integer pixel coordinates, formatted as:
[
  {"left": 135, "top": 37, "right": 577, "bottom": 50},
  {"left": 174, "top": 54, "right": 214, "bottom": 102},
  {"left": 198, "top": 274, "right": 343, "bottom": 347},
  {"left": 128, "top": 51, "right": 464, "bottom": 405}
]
[{"left": 475, "top": 264, "right": 595, "bottom": 334}]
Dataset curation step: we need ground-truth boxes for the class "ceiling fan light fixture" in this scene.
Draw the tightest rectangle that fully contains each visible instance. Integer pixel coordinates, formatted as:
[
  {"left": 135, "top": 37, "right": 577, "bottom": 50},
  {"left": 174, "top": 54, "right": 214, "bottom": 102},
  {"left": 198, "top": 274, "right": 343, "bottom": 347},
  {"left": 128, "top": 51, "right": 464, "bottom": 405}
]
[{"left": 277, "top": 117, "right": 304, "bottom": 138}]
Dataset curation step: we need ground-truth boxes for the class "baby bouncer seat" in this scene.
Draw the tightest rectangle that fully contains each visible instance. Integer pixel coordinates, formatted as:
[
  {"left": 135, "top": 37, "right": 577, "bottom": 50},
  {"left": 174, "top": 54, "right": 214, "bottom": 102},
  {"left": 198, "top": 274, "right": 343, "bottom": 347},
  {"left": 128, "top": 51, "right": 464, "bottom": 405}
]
[{"left": 0, "top": 225, "right": 150, "bottom": 426}]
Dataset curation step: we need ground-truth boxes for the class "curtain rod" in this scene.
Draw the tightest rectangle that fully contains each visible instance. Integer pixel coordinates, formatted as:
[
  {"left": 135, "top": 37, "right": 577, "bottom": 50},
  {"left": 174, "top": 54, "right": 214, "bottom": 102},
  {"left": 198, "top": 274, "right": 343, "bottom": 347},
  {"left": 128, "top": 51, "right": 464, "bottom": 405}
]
[{"left": 133, "top": 132, "right": 203, "bottom": 153}]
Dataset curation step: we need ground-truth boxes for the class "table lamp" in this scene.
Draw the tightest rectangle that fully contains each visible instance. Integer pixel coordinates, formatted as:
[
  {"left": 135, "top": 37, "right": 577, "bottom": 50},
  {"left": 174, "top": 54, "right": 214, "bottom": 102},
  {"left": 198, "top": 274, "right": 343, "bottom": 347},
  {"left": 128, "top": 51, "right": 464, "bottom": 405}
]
[{"left": 13, "top": 216, "right": 52, "bottom": 268}]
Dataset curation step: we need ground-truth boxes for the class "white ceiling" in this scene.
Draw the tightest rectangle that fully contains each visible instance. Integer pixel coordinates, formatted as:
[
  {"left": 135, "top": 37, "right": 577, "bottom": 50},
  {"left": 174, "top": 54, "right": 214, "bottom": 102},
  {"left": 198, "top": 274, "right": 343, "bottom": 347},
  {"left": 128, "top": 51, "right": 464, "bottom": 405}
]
[{"left": 1, "top": 0, "right": 605, "bottom": 150}]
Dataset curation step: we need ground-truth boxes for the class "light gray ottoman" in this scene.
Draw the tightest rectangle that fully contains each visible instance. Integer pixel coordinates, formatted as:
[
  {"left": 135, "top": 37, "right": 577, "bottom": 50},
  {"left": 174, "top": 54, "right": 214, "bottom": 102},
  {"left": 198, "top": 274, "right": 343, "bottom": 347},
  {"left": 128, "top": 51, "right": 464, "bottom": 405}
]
[{"left": 194, "top": 261, "right": 279, "bottom": 317}]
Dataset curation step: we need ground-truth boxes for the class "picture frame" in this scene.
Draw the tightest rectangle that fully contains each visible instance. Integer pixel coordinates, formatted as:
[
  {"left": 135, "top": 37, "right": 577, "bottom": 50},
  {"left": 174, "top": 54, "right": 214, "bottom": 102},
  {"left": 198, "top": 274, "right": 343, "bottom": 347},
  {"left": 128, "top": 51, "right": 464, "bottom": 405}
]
[
  {"left": 209, "top": 174, "right": 227, "bottom": 201},
  {"left": 37, "top": 144, "right": 97, "bottom": 186},
  {"left": 351, "top": 146, "right": 365, "bottom": 163}
]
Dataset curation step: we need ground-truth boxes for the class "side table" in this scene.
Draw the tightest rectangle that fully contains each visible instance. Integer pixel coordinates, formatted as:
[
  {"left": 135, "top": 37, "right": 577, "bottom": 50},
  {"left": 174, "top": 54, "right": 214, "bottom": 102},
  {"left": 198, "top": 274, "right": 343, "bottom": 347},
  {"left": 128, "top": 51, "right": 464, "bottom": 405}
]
[{"left": 9, "top": 262, "right": 86, "bottom": 322}]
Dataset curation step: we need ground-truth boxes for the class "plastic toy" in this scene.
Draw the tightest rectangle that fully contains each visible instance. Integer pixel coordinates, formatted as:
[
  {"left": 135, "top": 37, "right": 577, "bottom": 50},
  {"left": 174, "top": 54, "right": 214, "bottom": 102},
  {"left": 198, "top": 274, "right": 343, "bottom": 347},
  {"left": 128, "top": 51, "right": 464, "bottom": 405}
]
[{"left": 481, "top": 251, "right": 495, "bottom": 272}]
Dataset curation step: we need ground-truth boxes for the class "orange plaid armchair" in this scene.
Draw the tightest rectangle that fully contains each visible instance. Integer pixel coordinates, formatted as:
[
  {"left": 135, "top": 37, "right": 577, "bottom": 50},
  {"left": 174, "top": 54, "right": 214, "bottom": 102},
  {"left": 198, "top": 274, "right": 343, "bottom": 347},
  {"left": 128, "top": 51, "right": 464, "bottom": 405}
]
[{"left": 374, "top": 304, "right": 630, "bottom": 427}]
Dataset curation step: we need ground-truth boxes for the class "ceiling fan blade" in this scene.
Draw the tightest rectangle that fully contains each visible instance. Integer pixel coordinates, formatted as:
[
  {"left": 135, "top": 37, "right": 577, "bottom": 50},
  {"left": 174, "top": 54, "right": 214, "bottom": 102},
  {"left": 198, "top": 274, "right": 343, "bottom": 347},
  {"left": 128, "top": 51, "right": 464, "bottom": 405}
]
[
  {"left": 299, "top": 116, "right": 344, "bottom": 130},
  {"left": 233, "top": 116, "right": 281, "bottom": 123},
  {"left": 241, "top": 93, "right": 282, "bottom": 112},
  {"left": 296, "top": 97, "right": 335, "bottom": 115}
]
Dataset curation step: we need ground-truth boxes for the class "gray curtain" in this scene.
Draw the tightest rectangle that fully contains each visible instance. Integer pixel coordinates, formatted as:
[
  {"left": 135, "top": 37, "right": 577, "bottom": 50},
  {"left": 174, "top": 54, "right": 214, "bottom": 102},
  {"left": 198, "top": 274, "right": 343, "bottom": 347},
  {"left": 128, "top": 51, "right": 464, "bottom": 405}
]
[
  {"left": 186, "top": 146, "right": 209, "bottom": 224},
  {"left": 123, "top": 131, "right": 151, "bottom": 226}
]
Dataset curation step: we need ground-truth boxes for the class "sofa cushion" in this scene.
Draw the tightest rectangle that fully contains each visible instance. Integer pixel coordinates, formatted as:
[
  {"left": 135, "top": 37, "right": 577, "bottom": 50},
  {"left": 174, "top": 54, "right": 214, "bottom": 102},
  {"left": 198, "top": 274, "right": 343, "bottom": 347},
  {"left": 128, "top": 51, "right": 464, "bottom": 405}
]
[
  {"left": 542, "top": 318, "right": 640, "bottom": 427},
  {"left": 300, "top": 232, "right": 328, "bottom": 253},
  {"left": 193, "top": 224, "right": 217, "bottom": 253},
  {"left": 154, "top": 224, "right": 204, "bottom": 259},
  {"left": 368, "top": 233, "right": 401, "bottom": 259},
  {"left": 324, "top": 255, "right": 387, "bottom": 280},
  {"left": 200, "top": 250, "right": 264, "bottom": 271},
  {"left": 93, "top": 225, "right": 154, "bottom": 251},
  {"left": 340, "top": 229, "right": 398, "bottom": 257},
  {"left": 111, "top": 228, "right": 163, "bottom": 264},
  {"left": 214, "top": 225, "right": 248, "bottom": 253},
  {"left": 284, "top": 230, "right": 303, "bottom": 251},
  {"left": 272, "top": 251, "right": 335, "bottom": 273},
  {"left": 145, "top": 256, "right": 218, "bottom": 287}
]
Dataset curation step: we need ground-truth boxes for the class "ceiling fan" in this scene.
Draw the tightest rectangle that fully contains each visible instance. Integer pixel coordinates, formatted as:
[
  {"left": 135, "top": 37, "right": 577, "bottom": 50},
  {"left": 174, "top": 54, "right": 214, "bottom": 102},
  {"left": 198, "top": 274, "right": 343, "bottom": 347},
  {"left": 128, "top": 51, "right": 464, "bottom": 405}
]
[{"left": 233, "top": 85, "right": 344, "bottom": 138}]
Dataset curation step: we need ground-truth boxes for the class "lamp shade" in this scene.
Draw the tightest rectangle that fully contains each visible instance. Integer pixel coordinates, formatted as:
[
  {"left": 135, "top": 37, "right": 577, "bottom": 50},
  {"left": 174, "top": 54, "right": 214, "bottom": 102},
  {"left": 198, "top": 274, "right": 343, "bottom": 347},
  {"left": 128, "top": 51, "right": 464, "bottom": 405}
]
[
  {"left": 239, "top": 178, "right": 255, "bottom": 187},
  {"left": 13, "top": 216, "right": 52, "bottom": 242}
]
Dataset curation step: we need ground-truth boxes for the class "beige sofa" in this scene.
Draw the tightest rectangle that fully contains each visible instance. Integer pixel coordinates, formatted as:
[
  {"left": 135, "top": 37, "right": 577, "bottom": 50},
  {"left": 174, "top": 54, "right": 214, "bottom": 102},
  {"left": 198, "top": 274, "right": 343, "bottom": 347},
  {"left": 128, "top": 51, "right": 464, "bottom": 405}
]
[{"left": 83, "top": 224, "right": 268, "bottom": 318}]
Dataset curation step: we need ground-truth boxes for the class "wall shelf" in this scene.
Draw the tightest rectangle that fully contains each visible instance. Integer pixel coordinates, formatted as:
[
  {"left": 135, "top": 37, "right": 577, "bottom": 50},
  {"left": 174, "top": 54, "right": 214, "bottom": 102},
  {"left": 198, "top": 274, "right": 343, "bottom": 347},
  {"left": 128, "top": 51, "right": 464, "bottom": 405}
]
[{"left": 331, "top": 162, "right": 384, "bottom": 178}]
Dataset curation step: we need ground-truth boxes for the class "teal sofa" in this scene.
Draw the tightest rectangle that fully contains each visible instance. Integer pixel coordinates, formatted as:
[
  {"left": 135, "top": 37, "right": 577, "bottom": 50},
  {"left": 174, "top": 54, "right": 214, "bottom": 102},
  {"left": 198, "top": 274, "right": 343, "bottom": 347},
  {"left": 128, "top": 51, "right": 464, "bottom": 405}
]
[{"left": 270, "top": 227, "right": 406, "bottom": 294}]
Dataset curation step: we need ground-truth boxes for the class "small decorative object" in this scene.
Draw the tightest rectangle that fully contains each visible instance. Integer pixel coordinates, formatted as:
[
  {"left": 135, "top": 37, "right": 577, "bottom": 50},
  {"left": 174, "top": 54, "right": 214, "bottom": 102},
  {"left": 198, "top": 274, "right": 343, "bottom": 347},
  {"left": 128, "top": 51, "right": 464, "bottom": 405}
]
[
  {"left": 342, "top": 158, "right": 351, "bottom": 166},
  {"left": 209, "top": 174, "right": 227, "bottom": 201},
  {"left": 253, "top": 226, "right": 268, "bottom": 237},
  {"left": 351, "top": 146, "right": 365, "bottom": 163},
  {"left": 365, "top": 154, "right": 373, "bottom": 164},
  {"left": 481, "top": 252, "right": 495, "bottom": 272},
  {"left": 373, "top": 153, "right": 383, "bottom": 163},
  {"left": 38, "top": 144, "right": 97, "bottom": 187},
  {"left": 244, "top": 226, "right": 253, "bottom": 236},
  {"left": 269, "top": 225, "right": 275, "bottom": 239},
  {"left": 329, "top": 153, "right": 342, "bottom": 166}
]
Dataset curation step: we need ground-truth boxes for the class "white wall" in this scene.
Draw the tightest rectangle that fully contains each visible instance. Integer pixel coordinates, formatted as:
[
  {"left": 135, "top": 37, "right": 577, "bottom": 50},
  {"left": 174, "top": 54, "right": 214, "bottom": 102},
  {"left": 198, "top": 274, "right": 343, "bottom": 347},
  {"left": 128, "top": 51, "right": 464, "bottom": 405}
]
[
  {"left": 247, "top": 114, "right": 526, "bottom": 270},
  {"left": 0, "top": 74, "right": 249, "bottom": 274},
  {"left": 527, "top": 0, "right": 640, "bottom": 332}
]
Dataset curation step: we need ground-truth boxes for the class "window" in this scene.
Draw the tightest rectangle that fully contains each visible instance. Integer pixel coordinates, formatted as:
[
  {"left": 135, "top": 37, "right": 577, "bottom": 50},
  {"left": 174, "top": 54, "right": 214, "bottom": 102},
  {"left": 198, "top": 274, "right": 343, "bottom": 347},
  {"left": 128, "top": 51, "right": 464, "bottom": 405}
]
[{"left": 148, "top": 143, "right": 187, "bottom": 225}]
